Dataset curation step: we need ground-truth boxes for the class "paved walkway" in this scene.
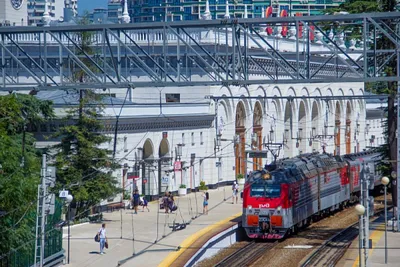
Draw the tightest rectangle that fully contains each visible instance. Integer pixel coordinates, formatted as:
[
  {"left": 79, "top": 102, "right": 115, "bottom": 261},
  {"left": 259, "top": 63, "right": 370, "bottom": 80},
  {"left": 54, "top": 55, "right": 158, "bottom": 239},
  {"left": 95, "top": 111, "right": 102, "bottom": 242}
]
[
  {"left": 62, "top": 185, "right": 242, "bottom": 267},
  {"left": 339, "top": 209, "right": 400, "bottom": 267}
]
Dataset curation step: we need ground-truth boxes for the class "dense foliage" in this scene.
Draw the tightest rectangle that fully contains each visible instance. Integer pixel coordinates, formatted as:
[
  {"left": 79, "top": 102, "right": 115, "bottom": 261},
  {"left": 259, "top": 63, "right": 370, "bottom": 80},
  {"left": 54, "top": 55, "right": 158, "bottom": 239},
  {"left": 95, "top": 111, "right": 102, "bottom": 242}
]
[
  {"left": 0, "top": 94, "right": 53, "bottom": 258},
  {"left": 51, "top": 13, "right": 120, "bottom": 217},
  {"left": 52, "top": 91, "right": 120, "bottom": 216}
]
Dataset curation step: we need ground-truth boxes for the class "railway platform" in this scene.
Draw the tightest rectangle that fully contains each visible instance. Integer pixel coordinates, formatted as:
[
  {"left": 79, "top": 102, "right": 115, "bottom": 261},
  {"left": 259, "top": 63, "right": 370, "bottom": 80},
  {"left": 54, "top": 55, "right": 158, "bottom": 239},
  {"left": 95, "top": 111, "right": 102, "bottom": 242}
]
[
  {"left": 339, "top": 208, "right": 400, "bottom": 267},
  {"left": 62, "top": 185, "right": 242, "bottom": 267}
]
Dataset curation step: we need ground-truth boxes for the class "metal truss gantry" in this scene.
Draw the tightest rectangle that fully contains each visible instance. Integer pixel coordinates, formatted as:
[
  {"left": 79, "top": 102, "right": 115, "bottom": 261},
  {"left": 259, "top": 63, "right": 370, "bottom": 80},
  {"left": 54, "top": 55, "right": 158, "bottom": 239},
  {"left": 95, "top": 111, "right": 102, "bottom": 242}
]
[{"left": 0, "top": 12, "right": 400, "bottom": 91}]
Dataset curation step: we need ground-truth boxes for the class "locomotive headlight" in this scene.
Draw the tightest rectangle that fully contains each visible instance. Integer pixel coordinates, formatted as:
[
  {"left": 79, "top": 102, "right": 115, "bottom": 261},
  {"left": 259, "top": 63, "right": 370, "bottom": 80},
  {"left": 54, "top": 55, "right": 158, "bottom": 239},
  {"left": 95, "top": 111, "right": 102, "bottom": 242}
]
[
  {"left": 277, "top": 206, "right": 282, "bottom": 214},
  {"left": 248, "top": 205, "right": 253, "bottom": 210}
]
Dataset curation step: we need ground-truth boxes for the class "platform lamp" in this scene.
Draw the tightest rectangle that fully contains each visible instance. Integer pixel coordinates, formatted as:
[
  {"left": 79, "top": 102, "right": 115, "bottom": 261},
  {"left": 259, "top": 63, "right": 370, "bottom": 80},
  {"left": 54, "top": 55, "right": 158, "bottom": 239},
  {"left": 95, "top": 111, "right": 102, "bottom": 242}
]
[
  {"left": 382, "top": 176, "right": 390, "bottom": 264},
  {"left": 176, "top": 144, "right": 183, "bottom": 185},
  {"left": 269, "top": 127, "right": 274, "bottom": 142},
  {"left": 66, "top": 194, "right": 74, "bottom": 264},
  {"left": 390, "top": 171, "right": 397, "bottom": 232},
  {"left": 355, "top": 203, "right": 366, "bottom": 267},
  {"left": 251, "top": 132, "right": 258, "bottom": 150}
]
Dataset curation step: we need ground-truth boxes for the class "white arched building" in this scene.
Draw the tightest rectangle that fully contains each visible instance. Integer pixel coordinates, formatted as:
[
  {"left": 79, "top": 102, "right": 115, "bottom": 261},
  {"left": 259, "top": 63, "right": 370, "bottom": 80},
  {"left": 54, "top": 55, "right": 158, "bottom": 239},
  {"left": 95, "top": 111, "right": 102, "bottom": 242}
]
[
  {"left": 34, "top": 81, "right": 373, "bottom": 201},
  {"left": 213, "top": 83, "right": 367, "bottom": 181}
]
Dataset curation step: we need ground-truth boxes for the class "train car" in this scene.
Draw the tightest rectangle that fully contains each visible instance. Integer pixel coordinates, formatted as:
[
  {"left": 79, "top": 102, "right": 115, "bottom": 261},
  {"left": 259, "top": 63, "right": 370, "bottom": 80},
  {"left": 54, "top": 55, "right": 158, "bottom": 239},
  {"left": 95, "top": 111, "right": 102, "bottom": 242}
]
[{"left": 242, "top": 151, "right": 381, "bottom": 239}]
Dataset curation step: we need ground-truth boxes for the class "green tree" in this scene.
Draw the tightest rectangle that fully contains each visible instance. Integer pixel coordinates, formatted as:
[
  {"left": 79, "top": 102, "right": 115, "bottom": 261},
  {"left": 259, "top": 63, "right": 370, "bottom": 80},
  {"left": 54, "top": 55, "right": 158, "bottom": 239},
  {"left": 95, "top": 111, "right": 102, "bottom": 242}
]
[
  {"left": 325, "top": 0, "right": 398, "bottom": 205},
  {"left": 52, "top": 14, "right": 120, "bottom": 216},
  {"left": 52, "top": 91, "right": 120, "bottom": 216},
  {"left": 0, "top": 94, "right": 53, "bottom": 257}
]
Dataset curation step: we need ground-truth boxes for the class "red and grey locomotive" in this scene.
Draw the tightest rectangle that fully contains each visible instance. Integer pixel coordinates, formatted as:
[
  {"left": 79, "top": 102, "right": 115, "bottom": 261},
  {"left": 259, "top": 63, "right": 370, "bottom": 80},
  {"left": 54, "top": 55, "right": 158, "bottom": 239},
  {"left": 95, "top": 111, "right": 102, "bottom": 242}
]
[{"left": 242, "top": 150, "right": 381, "bottom": 239}]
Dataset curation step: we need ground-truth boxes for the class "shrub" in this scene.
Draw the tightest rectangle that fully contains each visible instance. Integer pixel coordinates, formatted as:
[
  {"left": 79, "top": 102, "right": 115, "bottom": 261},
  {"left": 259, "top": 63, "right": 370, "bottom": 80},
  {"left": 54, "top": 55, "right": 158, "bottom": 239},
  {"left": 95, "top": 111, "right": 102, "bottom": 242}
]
[
  {"left": 123, "top": 190, "right": 131, "bottom": 200},
  {"left": 179, "top": 184, "right": 187, "bottom": 189},
  {"left": 199, "top": 180, "right": 208, "bottom": 190},
  {"left": 237, "top": 173, "right": 244, "bottom": 179}
]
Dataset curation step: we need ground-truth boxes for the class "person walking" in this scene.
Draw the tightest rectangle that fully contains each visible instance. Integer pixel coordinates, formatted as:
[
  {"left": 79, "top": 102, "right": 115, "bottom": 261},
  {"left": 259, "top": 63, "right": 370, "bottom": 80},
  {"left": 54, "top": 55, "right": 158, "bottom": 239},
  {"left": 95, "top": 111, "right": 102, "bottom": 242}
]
[
  {"left": 142, "top": 196, "right": 150, "bottom": 212},
  {"left": 202, "top": 191, "right": 209, "bottom": 215},
  {"left": 132, "top": 189, "right": 140, "bottom": 214},
  {"left": 163, "top": 192, "right": 170, "bottom": 213},
  {"left": 232, "top": 181, "right": 239, "bottom": 204},
  {"left": 97, "top": 223, "right": 108, "bottom": 255}
]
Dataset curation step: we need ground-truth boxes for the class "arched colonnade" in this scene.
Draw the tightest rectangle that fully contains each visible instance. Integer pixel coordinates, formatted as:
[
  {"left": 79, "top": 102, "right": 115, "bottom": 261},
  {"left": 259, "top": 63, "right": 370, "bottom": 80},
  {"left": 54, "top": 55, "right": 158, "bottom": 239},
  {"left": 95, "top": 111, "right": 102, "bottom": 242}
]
[{"left": 216, "top": 84, "right": 366, "bottom": 178}]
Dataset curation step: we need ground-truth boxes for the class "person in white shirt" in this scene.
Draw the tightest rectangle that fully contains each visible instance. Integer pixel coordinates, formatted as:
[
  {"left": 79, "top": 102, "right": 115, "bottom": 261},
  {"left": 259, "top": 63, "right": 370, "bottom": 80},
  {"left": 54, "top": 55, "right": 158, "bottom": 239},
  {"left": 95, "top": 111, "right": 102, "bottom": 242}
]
[
  {"left": 97, "top": 223, "right": 108, "bottom": 255},
  {"left": 232, "top": 181, "right": 239, "bottom": 204}
]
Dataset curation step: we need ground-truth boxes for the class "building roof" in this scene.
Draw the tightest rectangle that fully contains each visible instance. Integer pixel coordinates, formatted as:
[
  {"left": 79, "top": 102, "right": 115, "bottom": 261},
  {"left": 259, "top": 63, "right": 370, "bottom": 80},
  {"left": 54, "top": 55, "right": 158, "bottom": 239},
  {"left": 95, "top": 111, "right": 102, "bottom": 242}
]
[
  {"left": 364, "top": 92, "right": 387, "bottom": 104},
  {"left": 36, "top": 90, "right": 135, "bottom": 106}
]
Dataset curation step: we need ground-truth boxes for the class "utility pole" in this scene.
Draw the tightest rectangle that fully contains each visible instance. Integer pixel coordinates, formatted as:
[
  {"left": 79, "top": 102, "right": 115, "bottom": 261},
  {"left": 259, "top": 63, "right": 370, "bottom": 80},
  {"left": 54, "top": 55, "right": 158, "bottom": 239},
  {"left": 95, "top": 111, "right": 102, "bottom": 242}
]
[
  {"left": 361, "top": 161, "right": 370, "bottom": 267},
  {"left": 34, "top": 154, "right": 47, "bottom": 267},
  {"left": 34, "top": 155, "right": 56, "bottom": 267},
  {"left": 397, "top": 53, "right": 400, "bottom": 231}
]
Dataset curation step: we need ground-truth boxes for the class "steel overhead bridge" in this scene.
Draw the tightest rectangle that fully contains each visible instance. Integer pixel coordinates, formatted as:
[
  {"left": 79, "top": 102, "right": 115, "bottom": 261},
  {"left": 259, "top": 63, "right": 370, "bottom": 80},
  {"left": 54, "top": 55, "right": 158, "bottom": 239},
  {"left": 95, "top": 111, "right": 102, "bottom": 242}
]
[{"left": 0, "top": 12, "right": 399, "bottom": 91}]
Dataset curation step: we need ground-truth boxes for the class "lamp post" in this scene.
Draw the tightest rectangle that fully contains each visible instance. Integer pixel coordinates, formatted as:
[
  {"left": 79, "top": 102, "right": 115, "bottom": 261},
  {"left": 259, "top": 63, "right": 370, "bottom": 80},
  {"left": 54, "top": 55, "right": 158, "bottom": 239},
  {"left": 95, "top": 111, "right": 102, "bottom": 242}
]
[
  {"left": 382, "top": 176, "right": 390, "bottom": 264},
  {"left": 65, "top": 194, "right": 74, "bottom": 264},
  {"left": 137, "top": 148, "right": 144, "bottom": 195},
  {"left": 355, "top": 204, "right": 366, "bottom": 267},
  {"left": 391, "top": 171, "right": 397, "bottom": 232},
  {"left": 176, "top": 144, "right": 183, "bottom": 185}
]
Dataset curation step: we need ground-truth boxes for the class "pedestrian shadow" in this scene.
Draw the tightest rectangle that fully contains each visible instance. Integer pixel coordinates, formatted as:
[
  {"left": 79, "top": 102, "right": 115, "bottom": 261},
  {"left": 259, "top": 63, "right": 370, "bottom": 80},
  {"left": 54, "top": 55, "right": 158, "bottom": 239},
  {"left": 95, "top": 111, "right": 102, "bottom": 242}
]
[{"left": 89, "top": 251, "right": 100, "bottom": 254}]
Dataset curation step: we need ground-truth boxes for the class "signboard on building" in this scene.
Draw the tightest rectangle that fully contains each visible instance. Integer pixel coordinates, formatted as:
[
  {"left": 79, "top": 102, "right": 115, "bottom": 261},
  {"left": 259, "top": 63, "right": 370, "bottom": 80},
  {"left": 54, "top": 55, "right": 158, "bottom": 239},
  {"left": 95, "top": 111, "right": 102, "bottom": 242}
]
[
  {"left": 247, "top": 151, "right": 269, "bottom": 158},
  {"left": 127, "top": 171, "right": 139, "bottom": 180},
  {"left": 59, "top": 190, "right": 69, "bottom": 198},
  {"left": 174, "top": 161, "right": 181, "bottom": 171},
  {"left": 161, "top": 176, "right": 169, "bottom": 185}
]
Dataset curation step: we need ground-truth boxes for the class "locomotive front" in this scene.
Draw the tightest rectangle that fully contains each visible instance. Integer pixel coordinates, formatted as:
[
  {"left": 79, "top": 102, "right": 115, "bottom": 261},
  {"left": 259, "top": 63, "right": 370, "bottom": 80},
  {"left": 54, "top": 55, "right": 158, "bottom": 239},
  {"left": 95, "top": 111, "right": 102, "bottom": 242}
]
[{"left": 242, "top": 170, "right": 291, "bottom": 239}]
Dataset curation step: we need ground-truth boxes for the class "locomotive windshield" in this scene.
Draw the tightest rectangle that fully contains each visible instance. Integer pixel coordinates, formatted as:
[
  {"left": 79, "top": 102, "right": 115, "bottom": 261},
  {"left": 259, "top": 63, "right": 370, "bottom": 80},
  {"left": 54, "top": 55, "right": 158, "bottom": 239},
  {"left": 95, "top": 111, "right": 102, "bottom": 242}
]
[{"left": 250, "top": 183, "right": 281, "bottom": 198}]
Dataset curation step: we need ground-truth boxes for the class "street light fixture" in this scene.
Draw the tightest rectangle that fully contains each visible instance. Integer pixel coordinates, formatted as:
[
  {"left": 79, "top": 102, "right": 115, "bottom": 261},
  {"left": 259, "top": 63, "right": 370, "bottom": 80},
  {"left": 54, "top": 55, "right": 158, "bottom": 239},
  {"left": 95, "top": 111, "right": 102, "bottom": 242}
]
[
  {"left": 176, "top": 144, "right": 183, "bottom": 159},
  {"left": 65, "top": 194, "right": 74, "bottom": 264},
  {"left": 382, "top": 176, "right": 390, "bottom": 264},
  {"left": 355, "top": 203, "right": 366, "bottom": 267}
]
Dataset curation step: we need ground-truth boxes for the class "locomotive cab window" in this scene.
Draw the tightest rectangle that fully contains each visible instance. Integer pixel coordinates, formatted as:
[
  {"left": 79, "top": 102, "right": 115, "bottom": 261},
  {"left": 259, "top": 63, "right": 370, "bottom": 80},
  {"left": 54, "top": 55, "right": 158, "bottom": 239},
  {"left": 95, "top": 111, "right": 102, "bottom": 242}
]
[{"left": 250, "top": 183, "right": 281, "bottom": 198}]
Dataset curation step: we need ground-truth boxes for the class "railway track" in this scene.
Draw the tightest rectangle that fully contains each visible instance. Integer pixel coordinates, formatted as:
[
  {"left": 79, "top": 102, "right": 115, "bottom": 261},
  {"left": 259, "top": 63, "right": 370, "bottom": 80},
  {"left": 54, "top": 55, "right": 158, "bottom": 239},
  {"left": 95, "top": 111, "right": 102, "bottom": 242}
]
[
  {"left": 214, "top": 241, "right": 277, "bottom": 267},
  {"left": 300, "top": 222, "right": 359, "bottom": 267},
  {"left": 300, "top": 204, "right": 392, "bottom": 267}
]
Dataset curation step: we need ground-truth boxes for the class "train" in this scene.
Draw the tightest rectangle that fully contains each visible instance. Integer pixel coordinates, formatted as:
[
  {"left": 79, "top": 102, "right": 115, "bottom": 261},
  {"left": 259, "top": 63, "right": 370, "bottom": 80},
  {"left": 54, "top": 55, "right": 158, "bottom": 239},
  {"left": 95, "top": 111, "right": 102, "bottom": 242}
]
[{"left": 242, "top": 150, "right": 382, "bottom": 239}]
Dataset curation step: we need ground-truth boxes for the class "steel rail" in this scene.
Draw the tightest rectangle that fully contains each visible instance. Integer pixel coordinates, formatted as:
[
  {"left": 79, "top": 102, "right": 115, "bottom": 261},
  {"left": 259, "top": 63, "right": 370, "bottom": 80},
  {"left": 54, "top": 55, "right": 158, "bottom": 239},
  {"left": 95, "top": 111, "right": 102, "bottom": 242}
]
[
  {"left": 300, "top": 205, "right": 393, "bottom": 267},
  {"left": 215, "top": 241, "right": 277, "bottom": 267}
]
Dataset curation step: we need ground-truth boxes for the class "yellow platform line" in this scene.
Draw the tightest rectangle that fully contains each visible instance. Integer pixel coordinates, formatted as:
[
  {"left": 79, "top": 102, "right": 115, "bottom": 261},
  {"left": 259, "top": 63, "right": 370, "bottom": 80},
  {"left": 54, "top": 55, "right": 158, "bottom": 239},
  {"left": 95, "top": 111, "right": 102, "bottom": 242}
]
[
  {"left": 158, "top": 212, "right": 242, "bottom": 267},
  {"left": 352, "top": 223, "right": 385, "bottom": 267}
]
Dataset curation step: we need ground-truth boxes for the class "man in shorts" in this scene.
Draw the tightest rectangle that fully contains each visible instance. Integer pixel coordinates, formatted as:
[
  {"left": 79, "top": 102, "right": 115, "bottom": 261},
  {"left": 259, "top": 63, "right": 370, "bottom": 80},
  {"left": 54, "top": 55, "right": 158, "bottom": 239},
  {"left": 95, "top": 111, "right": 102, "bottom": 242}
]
[{"left": 132, "top": 189, "right": 140, "bottom": 214}]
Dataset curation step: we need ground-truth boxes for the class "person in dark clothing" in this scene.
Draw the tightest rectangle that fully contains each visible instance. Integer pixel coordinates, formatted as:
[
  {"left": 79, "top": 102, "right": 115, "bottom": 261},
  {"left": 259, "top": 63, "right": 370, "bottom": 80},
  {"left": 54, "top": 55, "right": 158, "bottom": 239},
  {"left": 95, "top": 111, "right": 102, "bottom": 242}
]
[
  {"left": 132, "top": 189, "right": 140, "bottom": 214},
  {"left": 163, "top": 192, "right": 170, "bottom": 213}
]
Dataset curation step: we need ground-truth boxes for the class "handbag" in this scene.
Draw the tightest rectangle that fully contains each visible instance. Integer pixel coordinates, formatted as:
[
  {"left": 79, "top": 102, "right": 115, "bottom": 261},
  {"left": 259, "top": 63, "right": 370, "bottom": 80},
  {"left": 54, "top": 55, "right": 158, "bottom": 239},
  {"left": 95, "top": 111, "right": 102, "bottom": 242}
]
[
  {"left": 105, "top": 241, "right": 109, "bottom": 249},
  {"left": 94, "top": 234, "right": 100, "bottom": 242}
]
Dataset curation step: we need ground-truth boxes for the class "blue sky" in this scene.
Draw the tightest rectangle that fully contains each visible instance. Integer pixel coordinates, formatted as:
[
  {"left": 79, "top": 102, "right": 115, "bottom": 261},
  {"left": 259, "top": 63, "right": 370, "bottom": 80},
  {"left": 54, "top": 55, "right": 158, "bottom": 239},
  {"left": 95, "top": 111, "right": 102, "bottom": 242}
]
[{"left": 79, "top": 0, "right": 108, "bottom": 14}]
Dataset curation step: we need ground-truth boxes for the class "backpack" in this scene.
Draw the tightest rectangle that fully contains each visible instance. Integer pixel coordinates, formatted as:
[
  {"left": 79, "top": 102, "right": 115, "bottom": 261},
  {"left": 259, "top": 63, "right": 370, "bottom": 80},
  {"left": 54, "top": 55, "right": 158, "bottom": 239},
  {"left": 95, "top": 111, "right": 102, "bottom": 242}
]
[
  {"left": 205, "top": 192, "right": 209, "bottom": 200},
  {"left": 169, "top": 204, "right": 178, "bottom": 211}
]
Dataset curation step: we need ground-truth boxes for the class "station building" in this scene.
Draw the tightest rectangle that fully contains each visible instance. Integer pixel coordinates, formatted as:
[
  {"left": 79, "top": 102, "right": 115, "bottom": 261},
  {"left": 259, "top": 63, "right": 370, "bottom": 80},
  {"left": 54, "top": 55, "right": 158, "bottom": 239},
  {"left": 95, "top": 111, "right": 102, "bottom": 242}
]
[{"left": 32, "top": 80, "right": 379, "bottom": 203}]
